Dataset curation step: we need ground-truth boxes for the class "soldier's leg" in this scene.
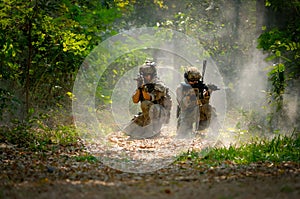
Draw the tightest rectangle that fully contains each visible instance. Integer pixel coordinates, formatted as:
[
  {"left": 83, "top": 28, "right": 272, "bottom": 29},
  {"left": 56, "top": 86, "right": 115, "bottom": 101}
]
[
  {"left": 128, "top": 104, "right": 164, "bottom": 139},
  {"left": 209, "top": 106, "right": 221, "bottom": 132},
  {"left": 198, "top": 104, "right": 221, "bottom": 131},
  {"left": 176, "top": 107, "right": 198, "bottom": 139},
  {"left": 140, "top": 100, "right": 153, "bottom": 126},
  {"left": 123, "top": 114, "right": 145, "bottom": 137},
  {"left": 148, "top": 104, "right": 165, "bottom": 135},
  {"left": 127, "top": 102, "right": 162, "bottom": 138},
  {"left": 123, "top": 101, "right": 152, "bottom": 138},
  {"left": 198, "top": 104, "right": 210, "bottom": 130}
]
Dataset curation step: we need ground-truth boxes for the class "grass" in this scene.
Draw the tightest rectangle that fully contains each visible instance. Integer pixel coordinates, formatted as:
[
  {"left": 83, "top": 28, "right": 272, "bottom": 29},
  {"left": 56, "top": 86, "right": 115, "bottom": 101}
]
[{"left": 176, "top": 132, "right": 300, "bottom": 165}]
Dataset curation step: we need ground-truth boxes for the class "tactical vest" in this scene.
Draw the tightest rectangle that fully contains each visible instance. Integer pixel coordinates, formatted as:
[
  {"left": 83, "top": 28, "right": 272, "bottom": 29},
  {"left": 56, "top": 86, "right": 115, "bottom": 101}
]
[{"left": 177, "top": 82, "right": 206, "bottom": 110}]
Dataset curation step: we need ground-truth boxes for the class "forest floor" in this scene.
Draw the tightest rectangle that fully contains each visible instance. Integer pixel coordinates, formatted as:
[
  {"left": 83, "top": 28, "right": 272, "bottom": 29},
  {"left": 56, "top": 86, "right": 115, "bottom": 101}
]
[{"left": 1, "top": 130, "right": 300, "bottom": 199}]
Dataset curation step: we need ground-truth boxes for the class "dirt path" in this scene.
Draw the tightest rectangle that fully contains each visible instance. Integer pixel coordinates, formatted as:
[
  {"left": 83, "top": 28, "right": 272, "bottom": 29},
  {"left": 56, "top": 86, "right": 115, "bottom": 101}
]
[
  {"left": 1, "top": 139, "right": 300, "bottom": 199},
  {"left": 2, "top": 169, "right": 300, "bottom": 199},
  {"left": 2, "top": 157, "right": 300, "bottom": 199}
]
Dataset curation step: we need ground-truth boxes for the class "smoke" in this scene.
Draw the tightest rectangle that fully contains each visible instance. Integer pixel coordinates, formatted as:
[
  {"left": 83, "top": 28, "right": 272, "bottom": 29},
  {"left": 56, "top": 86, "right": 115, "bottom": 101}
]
[
  {"left": 283, "top": 81, "right": 300, "bottom": 131},
  {"left": 199, "top": 0, "right": 299, "bottom": 144},
  {"left": 72, "top": 1, "right": 299, "bottom": 173},
  {"left": 213, "top": 0, "right": 299, "bottom": 142},
  {"left": 73, "top": 27, "right": 228, "bottom": 173},
  {"left": 234, "top": 49, "right": 269, "bottom": 111}
]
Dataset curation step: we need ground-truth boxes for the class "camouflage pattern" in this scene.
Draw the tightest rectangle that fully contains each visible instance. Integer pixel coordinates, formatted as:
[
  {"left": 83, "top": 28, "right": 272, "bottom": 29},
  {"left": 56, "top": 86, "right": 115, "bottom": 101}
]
[
  {"left": 184, "top": 67, "right": 202, "bottom": 82},
  {"left": 176, "top": 66, "right": 215, "bottom": 138},
  {"left": 139, "top": 60, "right": 157, "bottom": 79},
  {"left": 123, "top": 60, "right": 172, "bottom": 139}
]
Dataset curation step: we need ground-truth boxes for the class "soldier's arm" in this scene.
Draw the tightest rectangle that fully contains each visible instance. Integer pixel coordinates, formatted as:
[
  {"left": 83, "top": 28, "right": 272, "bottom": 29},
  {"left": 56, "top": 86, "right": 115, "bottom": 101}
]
[
  {"left": 176, "top": 85, "right": 183, "bottom": 104},
  {"left": 132, "top": 89, "right": 141, "bottom": 103},
  {"left": 132, "top": 88, "right": 152, "bottom": 103},
  {"left": 141, "top": 89, "right": 152, "bottom": 101},
  {"left": 176, "top": 84, "right": 193, "bottom": 109}
]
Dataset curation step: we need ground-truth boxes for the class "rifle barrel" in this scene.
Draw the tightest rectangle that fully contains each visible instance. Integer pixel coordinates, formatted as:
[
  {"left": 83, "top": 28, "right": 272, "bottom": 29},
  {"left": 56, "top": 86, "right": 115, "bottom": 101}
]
[{"left": 202, "top": 60, "right": 207, "bottom": 82}]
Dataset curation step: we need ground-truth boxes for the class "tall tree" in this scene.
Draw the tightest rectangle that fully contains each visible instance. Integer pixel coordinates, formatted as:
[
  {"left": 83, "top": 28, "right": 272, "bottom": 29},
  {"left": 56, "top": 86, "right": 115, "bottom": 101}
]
[{"left": 0, "top": 0, "right": 122, "bottom": 119}]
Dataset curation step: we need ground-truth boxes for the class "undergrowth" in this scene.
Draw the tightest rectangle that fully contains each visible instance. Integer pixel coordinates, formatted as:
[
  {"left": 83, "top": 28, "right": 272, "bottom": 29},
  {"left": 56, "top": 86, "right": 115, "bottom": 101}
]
[
  {"left": 176, "top": 132, "right": 300, "bottom": 165},
  {"left": 1, "top": 110, "right": 299, "bottom": 167},
  {"left": 0, "top": 113, "right": 79, "bottom": 151}
]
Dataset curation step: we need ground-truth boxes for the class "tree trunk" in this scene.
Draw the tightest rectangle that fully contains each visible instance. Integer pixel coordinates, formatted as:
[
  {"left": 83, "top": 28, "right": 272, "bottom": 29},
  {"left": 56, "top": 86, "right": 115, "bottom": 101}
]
[{"left": 25, "top": 19, "right": 33, "bottom": 118}]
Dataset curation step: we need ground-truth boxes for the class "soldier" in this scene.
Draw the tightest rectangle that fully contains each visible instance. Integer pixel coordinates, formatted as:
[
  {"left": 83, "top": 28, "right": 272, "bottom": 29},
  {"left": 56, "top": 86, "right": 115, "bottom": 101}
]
[
  {"left": 176, "top": 66, "right": 216, "bottom": 138},
  {"left": 123, "top": 59, "right": 172, "bottom": 139}
]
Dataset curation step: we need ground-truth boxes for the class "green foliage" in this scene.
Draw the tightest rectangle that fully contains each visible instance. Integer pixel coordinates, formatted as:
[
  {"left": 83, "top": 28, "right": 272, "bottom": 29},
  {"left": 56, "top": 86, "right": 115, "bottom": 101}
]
[
  {"left": 257, "top": 5, "right": 300, "bottom": 73},
  {"left": 219, "top": 108, "right": 271, "bottom": 145},
  {"left": 265, "top": 0, "right": 299, "bottom": 11},
  {"left": 234, "top": 109, "right": 268, "bottom": 133},
  {"left": 50, "top": 125, "right": 78, "bottom": 146},
  {"left": 0, "top": 0, "right": 299, "bottom": 158},
  {"left": 257, "top": 0, "right": 300, "bottom": 129},
  {"left": 0, "top": 120, "right": 35, "bottom": 148},
  {"left": 0, "top": 88, "right": 20, "bottom": 120},
  {"left": 0, "top": 112, "right": 79, "bottom": 151},
  {"left": 95, "top": 51, "right": 148, "bottom": 106},
  {"left": 176, "top": 133, "right": 300, "bottom": 165},
  {"left": 151, "top": 0, "right": 259, "bottom": 105},
  {"left": 266, "top": 63, "right": 286, "bottom": 109},
  {"left": 0, "top": 0, "right": 123, "bottom": 117}
]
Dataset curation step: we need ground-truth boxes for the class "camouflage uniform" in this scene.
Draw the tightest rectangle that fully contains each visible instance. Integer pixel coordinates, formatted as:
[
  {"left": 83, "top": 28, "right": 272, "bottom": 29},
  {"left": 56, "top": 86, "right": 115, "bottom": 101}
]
[
  {"left": 176, "top": 66, "right": 214, "bottom": 138},
  {"left": 123, "top": 60, "right": 172, "bottom": 139}
]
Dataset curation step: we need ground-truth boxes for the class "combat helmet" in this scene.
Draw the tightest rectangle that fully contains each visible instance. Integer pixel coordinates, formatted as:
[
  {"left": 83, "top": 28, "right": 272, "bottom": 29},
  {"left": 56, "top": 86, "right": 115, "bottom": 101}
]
[
  {"left": 139, "top": 58, "right": 157, "bottom": 78},
  {"left": 184, "top": 66, "right": 201, "bottom": 82}
]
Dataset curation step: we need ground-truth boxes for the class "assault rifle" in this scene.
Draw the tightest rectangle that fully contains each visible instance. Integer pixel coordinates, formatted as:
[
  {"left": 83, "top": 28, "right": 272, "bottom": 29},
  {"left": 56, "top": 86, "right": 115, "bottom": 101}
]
[
  {"left": 176, "top": 60, "right": 220, "bottom": 119},
  {"left": 202, "top": 60, "right": 206, "bottom": 82},
  {"left": 179, "top": 82, "right": 220, "bottom": 95},
  {"left": 201, "top": 60, "right": 220, "bottom": 91},
  {"left": 207, "top": 83, "right": 220, "bottom": 91},
  {"left": 134, "top": 72, "right": 144, "bottom": 88}
]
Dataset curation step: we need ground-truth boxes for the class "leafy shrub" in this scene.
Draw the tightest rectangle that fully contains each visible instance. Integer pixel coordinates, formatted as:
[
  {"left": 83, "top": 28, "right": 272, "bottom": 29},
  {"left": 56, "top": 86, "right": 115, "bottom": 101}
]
[{"left": 0, "top": 112, "right": 79, "bottom": 151}]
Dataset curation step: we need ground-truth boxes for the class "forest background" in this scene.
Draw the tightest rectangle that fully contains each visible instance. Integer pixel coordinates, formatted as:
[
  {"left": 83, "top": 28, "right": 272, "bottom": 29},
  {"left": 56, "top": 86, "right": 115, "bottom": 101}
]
[
  {"left": 1, "top": 0, "right": 299, "bottom": 142},
  {"left": 0, "top": 0, "right": 300, "bottom": 198}
]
